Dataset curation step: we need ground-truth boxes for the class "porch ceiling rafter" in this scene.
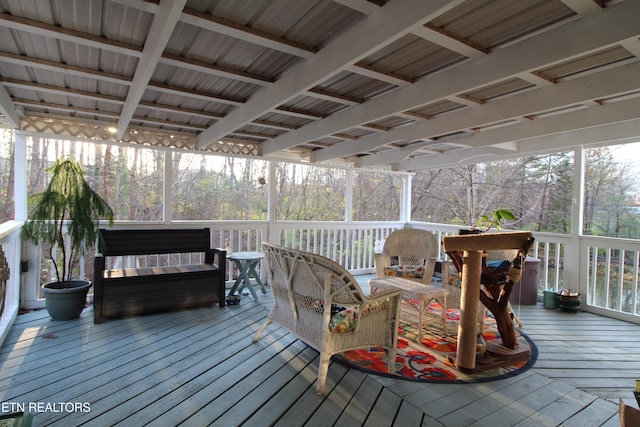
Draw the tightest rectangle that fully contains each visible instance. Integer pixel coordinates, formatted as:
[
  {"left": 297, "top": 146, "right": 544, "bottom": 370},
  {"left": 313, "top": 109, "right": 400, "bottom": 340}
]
[
  {"left": 0, "top": 11, "right": 275, "bottom": 87},
  {"left": 196, "top": 0, "right": 464, "bottom": 149},
  {"left": 1, "top": 0, "right": 639, "bottom": 171},
  {"left": 0, "top": 83, "right": 19, "bottom": 128},
  {"left": 399, "top": 96, "right": 640, "bottom": 170},
  {"left": 297, "top": 0, "right": 640, "bottom": 165},
  {"left": 312, "top": 60, "right": 640, "bottom": 166},
  {"left": 406, "top": 117, "right": 640, "bottom": 171},
  {"left": 116, "top": 0, "right": 187, "bottom": 139}
]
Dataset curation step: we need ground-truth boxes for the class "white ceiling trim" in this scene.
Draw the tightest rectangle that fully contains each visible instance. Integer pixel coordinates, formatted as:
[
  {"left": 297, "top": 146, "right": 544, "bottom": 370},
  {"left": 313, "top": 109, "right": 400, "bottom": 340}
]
[
  {"left": 450, "top": 96, "right": 640, "bottom": 150},
  {"left": 179, "top": 9, "right": 315, "bottom": 59},
  {"left": 347, "top": 64, "right": 413, "bottom": 87}
]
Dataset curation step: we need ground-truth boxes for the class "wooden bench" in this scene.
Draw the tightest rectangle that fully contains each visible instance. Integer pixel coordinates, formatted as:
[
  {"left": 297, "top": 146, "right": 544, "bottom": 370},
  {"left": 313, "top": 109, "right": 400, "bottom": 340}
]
[{"left": 94, "top": 228, "right": 226, "bottom": 324}]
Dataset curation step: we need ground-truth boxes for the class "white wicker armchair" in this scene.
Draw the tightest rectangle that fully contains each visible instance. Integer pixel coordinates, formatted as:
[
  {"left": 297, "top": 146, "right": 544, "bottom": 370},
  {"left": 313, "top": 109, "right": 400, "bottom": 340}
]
[
  {"left": 375, "top": 229, "right": 439, "bottom": 285},
  {"left": 254, "top": 243, "right": 402, "bottom": 395}
]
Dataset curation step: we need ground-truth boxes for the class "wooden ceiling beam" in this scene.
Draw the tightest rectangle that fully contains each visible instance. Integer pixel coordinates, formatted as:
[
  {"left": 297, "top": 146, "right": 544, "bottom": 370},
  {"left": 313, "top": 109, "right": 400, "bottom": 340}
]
[
  {"left": 312, "top": 61, "right": 640, "bottom": 164},
  {"left": 0, "top": 12, "right": 142, "bottom": 57},
  {"left": 0, "top": 51, "right": 131, "bottom": 86},
  {"left": 117, "top": 0, "right": 187, "bottom": 139},
  {"left": 0, "top": 84, "right": 20, "bottom": 128},
  {"left": 0, "top": 12, "right": 278, "bottom": 88},
  {"left": 201, "top": 0, "right": 463, "bottom": 149},
  {"left": 278, "top": 1, "right": 640, "bottom": 162},
  {"left": 159, "top": 53, "right": 273, "bottom": 87},
  {"left": 348, "top": 63, "right": 414, "bottom": 86},
  {"left": 399, "top": 96, "right": 640, "bottom": 171},
  {"left": 1, "top": 78, "right": 125, "bottom": 103},
  {"left": 411, "top": 23, "right": 488, "bottom": 59},
  {"left": 180, "top": 8, "right": 316, "bottom": 59}
]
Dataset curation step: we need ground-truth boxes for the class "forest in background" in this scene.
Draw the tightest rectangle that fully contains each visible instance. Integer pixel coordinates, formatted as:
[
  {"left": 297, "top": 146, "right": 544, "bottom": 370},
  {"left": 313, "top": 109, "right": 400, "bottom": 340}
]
[{"left": 1, "top": 133, "right": 639, "bottom": 239}]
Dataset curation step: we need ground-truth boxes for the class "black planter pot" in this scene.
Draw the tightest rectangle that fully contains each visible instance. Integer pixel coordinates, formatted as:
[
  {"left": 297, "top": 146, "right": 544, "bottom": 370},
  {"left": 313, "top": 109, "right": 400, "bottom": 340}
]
[
  {"left": 41, "top": 280, "right": 91, "bottom": 321},
  {"left": 458, "top": 228, "right": 482, "bottom": 235}
]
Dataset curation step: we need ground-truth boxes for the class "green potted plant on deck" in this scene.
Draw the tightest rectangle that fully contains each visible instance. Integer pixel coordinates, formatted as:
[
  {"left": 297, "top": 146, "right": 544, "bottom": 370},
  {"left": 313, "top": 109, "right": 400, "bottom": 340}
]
[{"left": 21, "top": 157, "right": 114, "bottom": 320}]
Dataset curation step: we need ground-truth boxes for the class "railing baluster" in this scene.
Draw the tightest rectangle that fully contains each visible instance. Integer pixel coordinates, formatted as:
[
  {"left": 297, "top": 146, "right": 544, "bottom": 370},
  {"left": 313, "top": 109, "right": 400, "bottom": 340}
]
[{"left": 633, "top": 252, "right": 639, "bottom": 315}]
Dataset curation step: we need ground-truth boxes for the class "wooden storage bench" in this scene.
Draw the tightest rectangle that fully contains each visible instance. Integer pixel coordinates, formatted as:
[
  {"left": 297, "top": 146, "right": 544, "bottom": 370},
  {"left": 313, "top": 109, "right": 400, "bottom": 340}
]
[{"left": 94, "top": 228, "right": 226, "bottom": 324}]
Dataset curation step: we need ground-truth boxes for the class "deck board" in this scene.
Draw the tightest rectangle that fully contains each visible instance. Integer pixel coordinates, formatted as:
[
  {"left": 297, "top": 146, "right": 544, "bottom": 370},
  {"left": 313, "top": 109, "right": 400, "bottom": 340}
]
[{"left": 0, "top": 280, "right": 637, "bottom": 426}]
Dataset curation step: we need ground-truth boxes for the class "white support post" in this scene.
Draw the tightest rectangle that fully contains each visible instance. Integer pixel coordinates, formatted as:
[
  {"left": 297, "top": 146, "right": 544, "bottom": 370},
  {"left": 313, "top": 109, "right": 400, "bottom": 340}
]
[
  {"left": 571, "top": 146, "right": 586, "bottom": 295},
  {"left": 14, "top": 131, "right": 27, "bottom": 221},
  {"left": 267, "top": 160, "right": 278, "bottom": 244},
  {"left": 345, "top": 169, "right": 353, "bottom": 222},
  {"left": 163, "top": 151, "right": 172, "bottom": 224},
  {"left": 400, "top": 174, "right": 412, "bottom": 223}
]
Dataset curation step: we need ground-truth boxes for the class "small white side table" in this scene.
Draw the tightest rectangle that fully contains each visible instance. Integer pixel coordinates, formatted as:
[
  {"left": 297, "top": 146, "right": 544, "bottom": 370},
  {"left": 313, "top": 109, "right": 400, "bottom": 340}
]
[
  {"left": 228, "top": 251, "right": 266, "bottom": 301},
  {"left": 369, "top": 276, "right": 448, "bottom": 343}
]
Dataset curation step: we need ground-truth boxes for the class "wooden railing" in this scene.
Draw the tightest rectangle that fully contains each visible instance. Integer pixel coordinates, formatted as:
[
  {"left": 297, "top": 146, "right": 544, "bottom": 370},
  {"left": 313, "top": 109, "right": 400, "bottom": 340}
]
[
  {"left": 8, "top": 220, "right": 640, "bottom": 332},
  {"left": 271, "top": 221, "right": 572, "bottom": 293},
  {"left": 581, "top": 235, "right": 640, "bottom": 323},
  {"left": 270, "top": 221, "right": 405, "bottom": 274},
  {"left": 0, "top": 221, "right": 23, "bottom": 346}
]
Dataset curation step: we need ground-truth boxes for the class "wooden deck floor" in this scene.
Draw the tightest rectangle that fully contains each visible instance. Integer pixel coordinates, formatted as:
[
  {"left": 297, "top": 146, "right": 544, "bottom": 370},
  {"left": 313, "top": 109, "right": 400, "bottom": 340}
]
[{"left": 0, "top": 280, "right": 638, "bottom": 426}]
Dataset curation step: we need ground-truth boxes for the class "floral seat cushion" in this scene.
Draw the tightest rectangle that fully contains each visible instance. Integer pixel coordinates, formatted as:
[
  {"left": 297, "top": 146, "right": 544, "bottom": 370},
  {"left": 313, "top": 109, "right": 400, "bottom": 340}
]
[
  {"left": 329, "top": 301, "right": 389, "bottom": 333},
  {"left": 383, "top": 264, "right": 424, "bottom": 279},
  {"left": 329, "top": 307, "right": 358, "bottom": 333}
]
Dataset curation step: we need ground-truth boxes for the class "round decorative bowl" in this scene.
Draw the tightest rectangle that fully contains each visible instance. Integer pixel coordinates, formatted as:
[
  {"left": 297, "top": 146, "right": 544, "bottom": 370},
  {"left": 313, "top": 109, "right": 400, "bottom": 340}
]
[
  {"left": 226, "top": 295, "right": 241, "bottom": 305},
  {"left": 557, "top": 294, "right": 581, "bottom": 312}
]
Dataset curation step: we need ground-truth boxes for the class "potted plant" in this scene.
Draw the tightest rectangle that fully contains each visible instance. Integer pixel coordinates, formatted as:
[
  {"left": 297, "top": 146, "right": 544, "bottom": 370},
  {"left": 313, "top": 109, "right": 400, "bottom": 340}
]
[
  {"left": 475, "top": 208, "right": 517, "bottom": 232},
  {"left": 21, "top": 157, "right": 114, "bottom": 320},
  {"left": 460, "top": 208, "right": 516, "bottom": 234}
]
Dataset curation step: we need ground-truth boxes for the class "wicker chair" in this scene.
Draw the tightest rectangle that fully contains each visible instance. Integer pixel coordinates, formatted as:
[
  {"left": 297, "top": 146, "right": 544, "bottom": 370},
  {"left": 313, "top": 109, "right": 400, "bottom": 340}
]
[
  {"left": 254, "top": 243, "right": 402, "bottom": 395},
  {"left": 375, "top": 228, "right": 439, "bottom": 285}
]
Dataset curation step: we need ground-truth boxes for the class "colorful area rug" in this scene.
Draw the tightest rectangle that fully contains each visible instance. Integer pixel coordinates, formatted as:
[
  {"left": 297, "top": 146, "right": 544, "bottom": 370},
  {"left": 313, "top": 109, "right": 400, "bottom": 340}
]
[{"left": 332, "top": 307, "right": 537, "bottom": 383}]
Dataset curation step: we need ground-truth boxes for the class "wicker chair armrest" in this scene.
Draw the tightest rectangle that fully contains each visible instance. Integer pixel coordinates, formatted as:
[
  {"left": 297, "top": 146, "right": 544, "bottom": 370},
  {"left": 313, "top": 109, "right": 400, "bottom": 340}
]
[
  {"left": 374, "top": 253, "right": 392, "bottom": 277},
  {"left": 364, "top": 288, "right": 401, "bottom": 305}
]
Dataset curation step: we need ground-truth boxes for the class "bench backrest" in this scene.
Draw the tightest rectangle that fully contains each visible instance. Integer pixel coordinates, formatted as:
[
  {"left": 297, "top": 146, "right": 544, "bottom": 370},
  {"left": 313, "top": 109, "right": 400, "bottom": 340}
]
[{"left": 99, "top": 228, "right": 213, "bottom": 256}]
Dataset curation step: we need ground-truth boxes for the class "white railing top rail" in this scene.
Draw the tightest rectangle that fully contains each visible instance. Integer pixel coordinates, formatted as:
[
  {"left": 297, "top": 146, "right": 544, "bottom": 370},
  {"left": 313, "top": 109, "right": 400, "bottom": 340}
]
[{"left": 7, "top": 219, "right": 640, "bottom": 324}]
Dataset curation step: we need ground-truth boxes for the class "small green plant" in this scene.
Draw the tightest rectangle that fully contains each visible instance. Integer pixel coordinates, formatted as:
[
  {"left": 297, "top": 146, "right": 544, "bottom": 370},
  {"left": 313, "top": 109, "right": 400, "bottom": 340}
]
[
  {"left": 475, "top": 208, "right": 516, "bottom": 232},
  {"left": 21, "top": 157, "right": 114, "bottom": 284}
]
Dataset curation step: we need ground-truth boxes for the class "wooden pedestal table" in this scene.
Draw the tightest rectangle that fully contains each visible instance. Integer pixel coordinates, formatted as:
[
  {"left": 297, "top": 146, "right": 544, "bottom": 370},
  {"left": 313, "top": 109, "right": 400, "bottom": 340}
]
[{"left": 442, "top": 231, "right": 535, "bottom": 373}]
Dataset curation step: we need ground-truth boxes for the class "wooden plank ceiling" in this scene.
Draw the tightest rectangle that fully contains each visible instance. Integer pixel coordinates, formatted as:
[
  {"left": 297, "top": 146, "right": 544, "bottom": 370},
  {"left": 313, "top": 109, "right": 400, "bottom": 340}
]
[{"left": 0, "top": 0, "right": 639, "bottom": 171}]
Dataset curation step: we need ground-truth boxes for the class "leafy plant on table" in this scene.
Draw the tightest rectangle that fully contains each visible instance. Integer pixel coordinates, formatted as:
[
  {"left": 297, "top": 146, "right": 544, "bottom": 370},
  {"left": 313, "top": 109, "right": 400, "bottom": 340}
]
[{"left": 474, "top": 208, "right": 516, "bottom": 232}]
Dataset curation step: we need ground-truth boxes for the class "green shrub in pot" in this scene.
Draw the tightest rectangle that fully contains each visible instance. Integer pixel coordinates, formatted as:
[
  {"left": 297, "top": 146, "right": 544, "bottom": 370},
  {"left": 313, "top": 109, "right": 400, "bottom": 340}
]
[{"left": 21, "top": 157, "right": 114, "bottom": 320}]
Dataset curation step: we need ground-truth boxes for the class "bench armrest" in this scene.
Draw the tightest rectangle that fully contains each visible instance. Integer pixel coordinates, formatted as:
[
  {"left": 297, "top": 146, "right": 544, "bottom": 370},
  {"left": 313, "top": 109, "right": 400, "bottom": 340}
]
[{"left": 94, "top": 254, "right": 105, "bottom": 324}]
